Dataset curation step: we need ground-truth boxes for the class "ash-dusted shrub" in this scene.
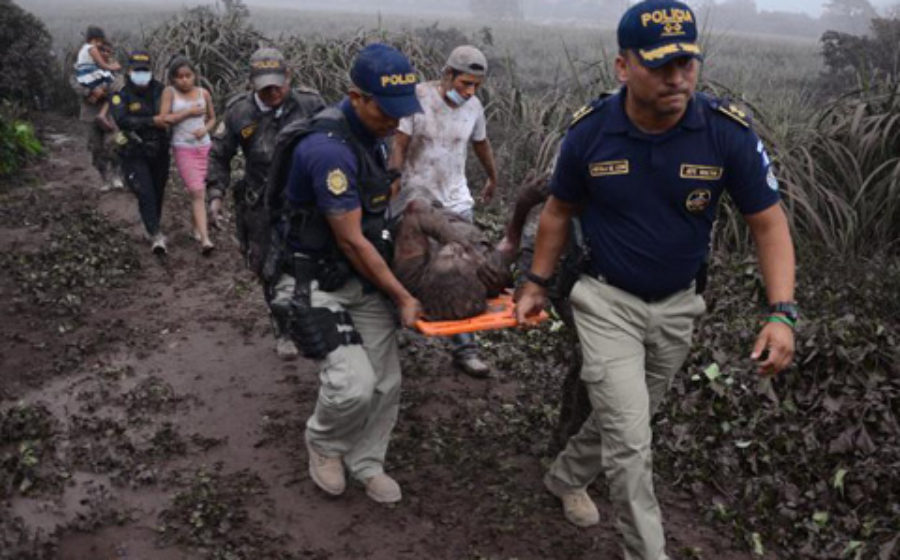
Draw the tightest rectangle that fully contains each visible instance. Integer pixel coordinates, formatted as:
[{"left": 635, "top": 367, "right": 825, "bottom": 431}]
[{"left": 0, "top": 1, "right": 55, "bottom": 109}]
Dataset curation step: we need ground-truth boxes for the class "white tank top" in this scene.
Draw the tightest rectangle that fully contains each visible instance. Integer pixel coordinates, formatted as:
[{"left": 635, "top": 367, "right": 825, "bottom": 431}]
[{"left": 170, "top": 88, "right": 210, "bottom": 146}]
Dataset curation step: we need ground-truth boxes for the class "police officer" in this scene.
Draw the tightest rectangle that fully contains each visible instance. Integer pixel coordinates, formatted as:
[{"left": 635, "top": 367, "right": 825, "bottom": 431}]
[
  {"left": 206, "top": 47, "right": 325, "bottom": 358},
  {"left": 516, "top": 2, "right": 797, "bottom": 558},
  {"left": 110, "top": 50, "right": 171, "bottom": 254},
  {"left": 269, "top": 43, "right": 423, "bottom": 504}
]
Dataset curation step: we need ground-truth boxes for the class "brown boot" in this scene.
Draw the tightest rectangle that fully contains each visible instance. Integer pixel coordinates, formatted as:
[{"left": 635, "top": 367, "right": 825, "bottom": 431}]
[
  {"left": 543, "top": 473, "right": 599, "bottom": 527},
  {"left": 307, "top": 441, "right": 345, "bottom": 496},
  {"left": 364, "top": 473, "right": 401, "bottom": 503}
]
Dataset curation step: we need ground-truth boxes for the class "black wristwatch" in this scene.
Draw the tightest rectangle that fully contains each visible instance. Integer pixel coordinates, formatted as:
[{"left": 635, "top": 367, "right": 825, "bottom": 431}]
[
  {"left": 524, "top": 270, "right": 553, "bottom": 289},
  {"left": 769, "top": 301, "right": 799, "bottom": 323}
]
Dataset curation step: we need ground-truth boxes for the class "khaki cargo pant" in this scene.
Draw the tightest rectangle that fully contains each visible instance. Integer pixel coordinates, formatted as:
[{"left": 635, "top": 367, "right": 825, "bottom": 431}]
[
  {"left": 273, "top": 275, "right": 401, "bottom": 481},
  {"left": 547, "top": 275, "right": 706, "bottom": 560}
]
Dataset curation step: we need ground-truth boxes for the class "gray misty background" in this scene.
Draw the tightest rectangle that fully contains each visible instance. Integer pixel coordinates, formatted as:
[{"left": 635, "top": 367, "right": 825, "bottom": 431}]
[{"left": 19, "top": 0, "right": 900, "bottom": 43}]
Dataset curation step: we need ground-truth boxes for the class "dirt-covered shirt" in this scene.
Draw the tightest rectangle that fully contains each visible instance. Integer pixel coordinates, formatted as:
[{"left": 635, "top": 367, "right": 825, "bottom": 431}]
[{"left": 394, "top": 81, "right": 487, "bottom": 216}]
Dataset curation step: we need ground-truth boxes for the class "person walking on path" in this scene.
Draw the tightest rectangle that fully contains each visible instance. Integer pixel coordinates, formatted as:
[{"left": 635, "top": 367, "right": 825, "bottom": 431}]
[
  {"left": 388, "top": 45, "right": 499, "bottom": 378},
  {"left": 110, "top": 50, "right": 172, "bottom": 255},
  {"left": 268, "top": 43, "right": 424, "bottom": 503},
  {"left": 206, "top": 47, "right": 325, "bottom": 359},
  {"left": 160, "top": 56, "right": 216, "bottom": 255},
  {"left": 516, "top": 2, "right": 797, "bottom": 558}
]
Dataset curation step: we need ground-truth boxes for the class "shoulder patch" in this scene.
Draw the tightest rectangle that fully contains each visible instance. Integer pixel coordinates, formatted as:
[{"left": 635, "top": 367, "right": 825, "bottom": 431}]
[
  {"left": 240, "top": 123, "right": 257, "bottom": 139},
  {"left": 326, "top": 169, "right": 349, "bottom": 196},
  {"left": 715, "top": 102, "right": 750, "bottom": 128},
  {"left": 111, "top": 94, "right": 121, "bottom": 106}
]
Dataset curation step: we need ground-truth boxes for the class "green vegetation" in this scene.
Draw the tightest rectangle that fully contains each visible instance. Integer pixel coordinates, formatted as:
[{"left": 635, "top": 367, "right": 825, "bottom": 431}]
[{"left": 0, "top": 105, "right": 43, "bottom": 182}]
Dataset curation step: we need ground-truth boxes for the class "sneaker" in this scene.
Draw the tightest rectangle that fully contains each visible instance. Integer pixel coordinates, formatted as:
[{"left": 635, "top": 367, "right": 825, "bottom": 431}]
[
  {"left": 151, "top": 233, "right": 167, "bottom": 256},
  {"left": 275, "top": 337, "right": 298, "bottom": 361},
  {"left": 453, "top": 354, "right": 492, "bottom": 378},
  {"left": 364, "top": 473, "right": 401, "bottom": 503},
  {"left": 543, "top": 473, "right": 600, "bottom": 527},
  {"left": 306, "top": 441, "right": 345, "bottom": 496}
]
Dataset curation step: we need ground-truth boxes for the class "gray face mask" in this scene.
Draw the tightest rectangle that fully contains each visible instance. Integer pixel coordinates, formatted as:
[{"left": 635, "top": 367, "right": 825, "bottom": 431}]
[
  {"left": 130, "top": 70, "right": 152, "bottom": 87},
  {"left": 445, "top": 88, "right": 468, "bottom": 107}
]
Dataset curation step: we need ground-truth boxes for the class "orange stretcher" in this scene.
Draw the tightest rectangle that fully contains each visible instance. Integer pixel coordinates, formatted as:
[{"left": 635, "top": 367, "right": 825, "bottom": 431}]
[{"left": 415, "top": 291, "right": 548, "bottom": 337}]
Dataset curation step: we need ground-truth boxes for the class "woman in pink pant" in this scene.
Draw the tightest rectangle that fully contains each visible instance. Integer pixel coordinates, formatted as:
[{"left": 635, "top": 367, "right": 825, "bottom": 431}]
[{"left": 160, "top": 57, "right": 216, "bottom": 254}]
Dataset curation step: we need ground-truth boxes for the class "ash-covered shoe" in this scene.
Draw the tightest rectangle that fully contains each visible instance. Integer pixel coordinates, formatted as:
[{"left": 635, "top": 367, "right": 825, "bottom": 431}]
[
  {"left": 364, "top": 473, "right": 401, "bottom": 503},
  {"left": 151, "top": 233, "right": 167, "bottom": 255},
  {"left": 453, "top": 354, "right": 492, "bottom": 378},
  {"left": 543, "top": 473, "right": 600, "bottom": 527},
  {"left": 275, "top": 337, "right": 298, "bottom": 361},
  {"left": 307, "top": 441, "right": 345, "bottom": 496}
]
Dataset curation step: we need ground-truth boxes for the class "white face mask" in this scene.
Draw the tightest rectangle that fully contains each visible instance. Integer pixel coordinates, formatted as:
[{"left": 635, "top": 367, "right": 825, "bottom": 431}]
[
  {"left": 130, "top": 70, "right": 152, "bottom": 87},
  {"left": 445, "top": 88, "right": 468, "bottom": 107}
]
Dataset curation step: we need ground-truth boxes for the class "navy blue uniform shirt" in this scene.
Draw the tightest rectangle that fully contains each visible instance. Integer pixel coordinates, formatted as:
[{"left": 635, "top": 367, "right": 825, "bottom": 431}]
[
  {"left": 551, "top": 89, "right": 780, "bottom": 300},
  {"left": 284, "top": 98, "right": 389, "bottom": 252}
]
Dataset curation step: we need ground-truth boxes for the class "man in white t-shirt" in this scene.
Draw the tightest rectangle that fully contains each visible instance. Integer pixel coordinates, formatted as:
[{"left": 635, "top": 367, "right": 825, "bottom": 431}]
[{"left": 389, "top": 45, "right": 499, "bottom": 378}]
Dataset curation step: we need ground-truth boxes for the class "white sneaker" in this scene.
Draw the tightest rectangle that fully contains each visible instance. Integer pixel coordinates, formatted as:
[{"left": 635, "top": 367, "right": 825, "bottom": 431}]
[{"left": 151, "top": 233, "right": 167, "bottom": 255}]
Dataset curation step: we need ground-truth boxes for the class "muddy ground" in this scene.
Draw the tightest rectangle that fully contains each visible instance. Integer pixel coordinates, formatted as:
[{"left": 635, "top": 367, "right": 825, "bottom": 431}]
[{"left": 0, "top": 116, "right": 761, "bottom": 559}]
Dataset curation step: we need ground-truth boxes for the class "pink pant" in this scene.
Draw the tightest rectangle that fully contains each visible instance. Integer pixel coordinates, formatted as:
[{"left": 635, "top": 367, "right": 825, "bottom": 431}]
[{"left": 173, "top": 144, "right": 211, "bottom": 192}]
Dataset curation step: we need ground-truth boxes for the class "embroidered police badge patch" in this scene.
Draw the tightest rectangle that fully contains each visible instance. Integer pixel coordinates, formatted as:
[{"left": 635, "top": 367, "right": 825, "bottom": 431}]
[
  {"left": 240, "top": 123, "right": 257, "bottom": 139},
  {"left": 111, "top": 94, "right": 121, "bottom": 105},
  {"left": 685, "top": 189, "right": 712, "bottom": 213},
  {"left": 327, "top": 169, "right": 349, "bottom": 195}
]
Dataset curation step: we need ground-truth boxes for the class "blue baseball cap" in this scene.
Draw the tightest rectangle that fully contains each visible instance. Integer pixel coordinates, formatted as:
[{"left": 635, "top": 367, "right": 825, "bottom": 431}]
[
  {"left": 617, "top": 0, "right": 702, "bottom": 68},
  {"left": 350, "top": 43, "right": 422, "bottom": 119}
]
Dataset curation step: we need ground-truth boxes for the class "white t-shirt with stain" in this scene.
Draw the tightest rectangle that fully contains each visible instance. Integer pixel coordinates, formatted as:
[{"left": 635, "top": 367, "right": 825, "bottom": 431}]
[{"left": 394, "top": 81, "right": 487, "bottom": 216}]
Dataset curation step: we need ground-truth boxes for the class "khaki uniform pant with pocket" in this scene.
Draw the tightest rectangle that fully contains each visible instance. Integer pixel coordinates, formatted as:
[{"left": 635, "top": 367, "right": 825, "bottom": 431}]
[
  {"left": 547, "top": 275, "right": 705, "bottom": 560},
  {"left": 273, "top": 275, "right": 401, "bottom": 481}
]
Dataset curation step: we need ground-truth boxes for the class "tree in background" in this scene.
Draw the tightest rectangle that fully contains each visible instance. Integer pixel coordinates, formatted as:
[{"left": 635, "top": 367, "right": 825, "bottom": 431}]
[
  {"left": 821, "top": 15, "right": 900, "bottom": 90},
  {"left": 0, "top": 0, "right": 55, "bottom": 109},
  {"left": 822, "top": 0, "right": 879, "bottom": 35}
]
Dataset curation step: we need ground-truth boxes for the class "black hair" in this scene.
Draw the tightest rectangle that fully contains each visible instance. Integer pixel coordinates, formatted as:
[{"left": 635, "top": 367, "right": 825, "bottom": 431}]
[
  {"left": 86, "top": 26, "right": 105, "bottom": 42},
  {"left": 167, "top": 56, "right": 196, "bottom": 84}
]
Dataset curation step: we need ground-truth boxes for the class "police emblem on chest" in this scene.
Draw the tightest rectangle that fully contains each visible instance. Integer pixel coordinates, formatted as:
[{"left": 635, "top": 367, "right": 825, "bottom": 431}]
[
  {"left": 685, "top": 189, "right": 712, "bottom": 213},
  {"left": 589, "top": 160, "right": 629, "bottom": 177},
  {"left": 327, "top": 169, "right": 349, "bottom": 195},
  {"left": 128, "top": 102, "right": 142, "bottom": 113}
]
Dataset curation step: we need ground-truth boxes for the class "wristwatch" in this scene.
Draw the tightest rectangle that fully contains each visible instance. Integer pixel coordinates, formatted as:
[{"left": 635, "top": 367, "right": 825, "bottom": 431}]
[
  {"left": 524, "top": 270, "right": 553, "bottom": 289},
  {"left": 769, "top": 301, "right": 799, "bottom": 323}
]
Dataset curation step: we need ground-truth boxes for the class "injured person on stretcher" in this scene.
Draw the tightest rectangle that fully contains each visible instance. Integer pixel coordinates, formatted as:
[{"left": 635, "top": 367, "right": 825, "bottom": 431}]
[{"left": 392, "top": 197, "right": 514, "bottom": 321}]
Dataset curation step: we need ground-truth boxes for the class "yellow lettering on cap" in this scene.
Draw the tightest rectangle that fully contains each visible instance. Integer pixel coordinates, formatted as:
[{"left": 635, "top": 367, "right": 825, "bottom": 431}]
[
  {"left": 380, "top": 73, "right": 417, "bottom": 88},
  {"left": 132, "top": 54, "right": 149, "bottom": 61},
  {"left": 641, "top": 8, "right": 695, "bottom": 27}
]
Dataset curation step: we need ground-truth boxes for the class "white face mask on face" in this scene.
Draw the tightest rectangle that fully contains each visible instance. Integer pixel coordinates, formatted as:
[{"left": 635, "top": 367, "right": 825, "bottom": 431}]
[{"left": 130, "top": 70, "right": 152, "bottom": 87}]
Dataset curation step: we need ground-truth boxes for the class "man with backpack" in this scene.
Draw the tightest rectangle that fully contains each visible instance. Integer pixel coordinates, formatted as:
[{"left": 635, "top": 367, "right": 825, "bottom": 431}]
[
  {"left": 206, "top": 47, "right": 324, "bottom": 359},
  {"left": 265, "top": 44, "right": 424, "bottom": 503}
]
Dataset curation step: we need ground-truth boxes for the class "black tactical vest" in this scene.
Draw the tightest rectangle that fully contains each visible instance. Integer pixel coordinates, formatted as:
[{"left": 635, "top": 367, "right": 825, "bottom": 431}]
[{"left": 267, "top": 106, "right": 394, "bottom": 263}]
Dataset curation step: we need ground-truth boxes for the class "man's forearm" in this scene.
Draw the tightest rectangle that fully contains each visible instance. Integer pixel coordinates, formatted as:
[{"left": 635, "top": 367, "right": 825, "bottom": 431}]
[
  {"left": 473, "top": 139, "right": 497, "bottom": 181},
  {"left": 748, "top": 205, "right": 795, "bottom": 304},
  {"left": 530, "top": 196, "right": 577, "bottom": 279},
  {"left": 388, "top": 131, "right": 410, "bottom": 171}
]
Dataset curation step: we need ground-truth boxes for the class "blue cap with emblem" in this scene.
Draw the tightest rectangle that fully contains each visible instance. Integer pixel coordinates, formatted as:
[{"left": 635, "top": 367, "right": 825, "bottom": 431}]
[
  {"left": 128, "top": 50, "right": 152, "bottom": 70},
  {"left": 617, "top": 0, "right": 702, "bottom": 68},
  {"left": 350, "top": 43, "right": 422, "bottom": 119}
]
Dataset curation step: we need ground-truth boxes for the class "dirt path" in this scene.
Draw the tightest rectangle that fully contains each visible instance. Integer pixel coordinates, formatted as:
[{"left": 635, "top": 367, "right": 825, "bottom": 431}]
[{"left": 0, "top": 116, "right": 759, "bottom": 559}]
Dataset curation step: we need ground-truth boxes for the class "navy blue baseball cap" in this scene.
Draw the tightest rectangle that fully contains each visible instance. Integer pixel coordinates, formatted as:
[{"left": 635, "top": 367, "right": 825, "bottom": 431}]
[
  {"left": 617, "top": 0, "right": 703, "bottom": 68},
  {"left": 350, "top": 43, "right": 422, "bottom": 119}
]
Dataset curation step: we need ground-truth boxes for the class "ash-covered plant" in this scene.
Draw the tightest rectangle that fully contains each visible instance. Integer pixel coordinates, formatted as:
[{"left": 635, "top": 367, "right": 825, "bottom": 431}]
[{"left": 0, "top": 0, "right": 55, "bottom": 109}]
